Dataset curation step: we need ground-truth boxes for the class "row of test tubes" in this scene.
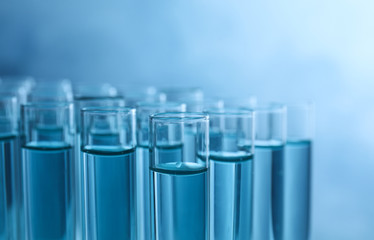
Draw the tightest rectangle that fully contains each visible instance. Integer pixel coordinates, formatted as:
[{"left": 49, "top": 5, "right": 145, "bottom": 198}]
[{"left": 0, "top": 76, "right": 313, "bottom": 240}]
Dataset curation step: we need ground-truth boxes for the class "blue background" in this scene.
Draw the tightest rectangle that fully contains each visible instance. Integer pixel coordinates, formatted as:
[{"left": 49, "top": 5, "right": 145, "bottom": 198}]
[{"left": 1, "top": 1, "right": 374, "bottom": 239}]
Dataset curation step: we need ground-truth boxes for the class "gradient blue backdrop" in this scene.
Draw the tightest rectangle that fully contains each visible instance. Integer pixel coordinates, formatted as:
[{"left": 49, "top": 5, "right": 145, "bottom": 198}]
[{"left": 1, "top": 1, "right": 374, "bottom": 239}]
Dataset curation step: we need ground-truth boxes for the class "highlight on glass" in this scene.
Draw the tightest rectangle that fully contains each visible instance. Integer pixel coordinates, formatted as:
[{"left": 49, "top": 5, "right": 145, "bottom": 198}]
[
  {"left": 117, "top": 85, "right": 164, "bottom": 107},
  {"left": 0, "top": 76, "right": 35, "bottom": 106},
  {"left": 21, "top": 102, "right": 76, "bottom": 240},
  {"left": 183, "top": 98, "right": 224, "bottom": 112},
  {"left": 135, "top": 102, "right": 186, "bottom": 240},
  {"left": 149, "top": 112, "right": 209, "bottom": 240},
  {"left": 81, "top": 107, "right": 137, "bottom": 240},
  {"left": 73, "top": 82, "right": 119, "bottom": 100},
  {"left": 159, "top": 87, "right": 204, "bottom": 103},
  {"left": 26, "top": 79, "right": 73, "bottom": 103},
  {"left": 0, "top": 95, "right": 19, "bottom": 240},
  {"left": 205, "top": 108, "right": 255, "bottom": 240},
  {"left": 273, "top": 102, "right": 314, "bottom": 240},
  {"left": 251, "top": 103, "right": 286, "bottom": 240}
]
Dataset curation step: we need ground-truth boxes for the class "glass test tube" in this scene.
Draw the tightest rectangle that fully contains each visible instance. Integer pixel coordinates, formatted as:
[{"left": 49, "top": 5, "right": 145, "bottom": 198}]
[
  {"left": 0, "top": 95, "right": 18, "bottom": 240},
  {"left": 160, "top": 87, "right": 204, "bottom": 103},
  {"left": 0, "top": 76, "right": 35, "bottom": 106},
  {"left": 0, "top": 76, "right": 34, "bottom": 239},
  {"left": 150, "top": 112, "right": 209, "bottom": 240},
  {"left": 27, "top": 79, "right": 73, "bottom": 102},
  {"left": 117, "top": 85, "right": 163, "bottom": 107},
  {"left": 251, "top": 103, "right": 286, "bottom": 240},
  {"left": 272, "top": 103, "right": 313, "bottom": 240},
  {"left": 73, "top": 83, "right": 119, "bottom": 99},
  {"left": 81, "top": 107, "right": 137, "bottom": 240},
  {"left": 183, "top": 98, "right": 224, "bottom": 112},
  {"left": 0, "top": 77, "right": 33, "bottom": 240},
  {"left": 206, "top": 108, "right": 254, "bottom": 240},
  {"left": 136, "top": 102, "right": 186, "bottom": 240},
  {"left": 21, "top": 102, "right": 76, "bottom": 240},
  {"left": 74, "top": 96, "right": 125, "bottom": 240},
  {"left": 222, "top": 96, "right": 258, "bottom": 109}
]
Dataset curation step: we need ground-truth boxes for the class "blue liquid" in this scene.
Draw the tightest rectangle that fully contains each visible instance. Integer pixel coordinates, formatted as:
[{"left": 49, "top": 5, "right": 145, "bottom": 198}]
[
  {"left": 0, "top": 154, "right": 5, "bottom": 239},
  {"left": 13, "top": 136, "right": 25, "bottom": 240},
  {"left": 83, "top": 146, "right": 137, "bottom": 240},
  {"left": 0, "top": 135, "right": 22, "bottom": 240},
  {"left": 272, "top": 140, "right": 311, "bottom": 240},
  {"left": 74, "top": 136, "right": 84, "bottom": 240},
  {"left": 252, "top": 145, "right": 284, "bottom": 240},
  {"left": 36, "top": 126, "right": 64, "bottom": 141},
  {"left": 150, "top": 145, "right": 208, "bottom": 240},
  {"left": 23, "top": 142, "right": 75, "bottom": 240},
  {"left": 209, "top": 153, "right": 253, "bottom": 240},
  {"left": 136, "top": 146, "right": 151, "bottom": 240},
  {"left": 77, "top": 132, "right": 126, "bottom": 240}
]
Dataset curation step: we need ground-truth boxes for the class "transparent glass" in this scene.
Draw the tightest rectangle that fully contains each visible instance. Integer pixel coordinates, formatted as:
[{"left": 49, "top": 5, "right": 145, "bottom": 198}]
[
  {"left": 150, "top": 112, "right": 209, "bottom": 240},
  {"left": 0, "top": 82, "right": 32, "bottom": 240},
  {"left": 81, "top": 107, "right": 136, "bottom": 240},
  {"left": 73, "top": 82, "right": 119, "bottom": 99},
  {"left": 0, "top": 96, "right": 17, "bottom": 137},
  {"left": 0, "top": 76, "right": 35, "bottom": 105},
  {"left": 74, "top": 96, "right": 125, "bottom": 240},
  {"left": 273, "top": 102, "right": 314, "bottom": 240},
  {"left": 0, "top": 76, "right": 35, "bottom": 88},
  {"left": 251, "top": 103, "right": 286, "bottom": 240},
  {"left": 27, "top": 79, "right": 73, "bottom": 102},
  {"left": 222, "top": 96, "right": 258, "bottom": 108},
  {"left": 206, "top": 108, "right": 254, "bottom": 240},
  {"left": 21, "top": 102, "right": 76, "bottom": 240},
  {"left": 183, "top": 98, "right": 224, "bottom": 112},
  {"left": 137, "top": 102, "right": 186, "bottom": 147},
  {"left": 135, "top": 102, "right": 186, "bottom": 240},
  {"left": 75, "top": 97, "right": 125, "bottom": 133},
  {"left": 159, "top": 87, "right": 204, "bottom": 102},
  {"left": 287, "top": 103, "right": 314, "bottom": 141},
  {"left": 117, "top": 84, "right": 164, "bottom": 107},
  {"left": 0, "top": 95, "right": 19, "bottom": 240}
]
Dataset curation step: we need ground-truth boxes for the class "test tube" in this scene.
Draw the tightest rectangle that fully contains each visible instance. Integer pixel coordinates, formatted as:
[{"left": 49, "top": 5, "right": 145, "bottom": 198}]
[
  {"left": 222, "top": 96, "right": 258, "bottom": 109},
  {"left": 0, "top": 76, "right": 35, "bottom": 106},
  {"left": 118, "top": 85, "right": 163, "bottom": 107},
  {"left": 74, "top": 95, "right": 125, "bottom": 240},
  {"left": 272, "top": 102, "right": 314, "bottom": 240},
  {"left": 0, "top": 95, "right": 18, "bottom": 240},
  {"left": 73, "top": 83, "right": 119, "bottom": 99},
  {"left": 251, "top": 103, "right": 286, "bottom": 240},
  {"left": 27, "top": 79, "right": 73, "bottom": 102},
  {"left": 183, "top": 98, "right": 224, "bottom": 112},
  {"left": 136, "top": 102, "right": 186, "bottom": 240},
  {"left": 21, "top": 102, "right": 76, "bottom": 240},
  {"left": 0, "top": 77, "right": 33, "bottom": 239},
  {"left": 150, "top": 112, "right": 209, "bottom": 240},
  {"left": 206, "top": 108, "right": 254, "bottom": 240},
  {"left": 159, "top": 87, "right": 204, "bottom": 103},
  {"left": 81, "top": 107, "right": 137, "bottom": 240}
]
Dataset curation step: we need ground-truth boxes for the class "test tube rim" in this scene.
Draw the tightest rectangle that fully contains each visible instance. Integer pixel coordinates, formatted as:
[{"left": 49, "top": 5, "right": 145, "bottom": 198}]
[
  {"left": 81, "top": 106, "right": 135, "bottom": 115},
  {"left": 247, "top": 102, "right": 286, "bottom": 113},
  {"left": 204, "top": 107, "right": 254, "bottom": 117},
  {"left": 284, "top": 101, "right": 314, "bottom": 111},
  {"left": 21, "top": 101, "right": 73, "bottom": 110},
  {"left": 136, "top": 101, "right": 185, "bottom": 109},
  {"left": 150, "top": 112, "right": 209, "bottom": 123},
  {"left": 74, "top": 95, "right": 123, "bottom": 101}
]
